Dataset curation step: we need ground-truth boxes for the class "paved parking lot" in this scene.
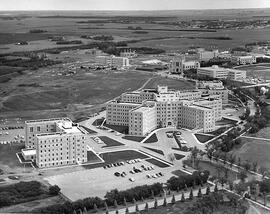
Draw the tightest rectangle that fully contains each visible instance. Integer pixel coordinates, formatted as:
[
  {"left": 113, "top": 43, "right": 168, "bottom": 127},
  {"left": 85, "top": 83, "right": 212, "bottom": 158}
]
[{"left": 45, "top": 158, "right": 178, "bottom": 201}]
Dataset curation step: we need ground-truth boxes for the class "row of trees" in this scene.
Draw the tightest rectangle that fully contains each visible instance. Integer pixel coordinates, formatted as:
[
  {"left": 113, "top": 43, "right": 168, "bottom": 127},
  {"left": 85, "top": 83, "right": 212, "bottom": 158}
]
[
  {"left": 40, "top": 183, "right": 163, "bottom": 214},
  {"left": 167, "top": 170, "right": 210, "bottom": 191}
]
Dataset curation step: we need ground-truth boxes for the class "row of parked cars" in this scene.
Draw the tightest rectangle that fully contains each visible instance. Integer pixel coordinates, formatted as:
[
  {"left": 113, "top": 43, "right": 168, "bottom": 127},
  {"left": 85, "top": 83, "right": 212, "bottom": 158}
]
[
  {"left": 126, "top": 159, "right": 142, "bottom": 164},
  {"left": 146, "top": 172, "right": 164, "bottom": 179},
  {"left": 103, "top": 161, "right": 125, "bottom": 169}
]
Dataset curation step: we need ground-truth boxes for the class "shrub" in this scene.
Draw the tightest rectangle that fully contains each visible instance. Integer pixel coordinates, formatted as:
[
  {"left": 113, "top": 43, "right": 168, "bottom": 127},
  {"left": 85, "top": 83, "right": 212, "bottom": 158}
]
[{"left": 49, "top": 185, "right": 61, "bottom": 196}]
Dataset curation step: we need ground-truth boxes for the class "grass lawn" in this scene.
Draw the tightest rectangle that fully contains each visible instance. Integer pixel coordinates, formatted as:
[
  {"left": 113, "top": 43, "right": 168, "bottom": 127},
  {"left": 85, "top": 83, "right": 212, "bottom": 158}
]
[
  {"left": 103, "top": 123, "right": 129, "bottom": 134},
  {"left": 86, "top": 151, "right": 103, "bottom": 163},
  {"left": 92, "top": 118, "right": 105, "bottom": 126},
  {"left": 229, "top": 137, "right": 270, "bottom": 171},
  {"left": 99, "top": 136, "right": 124, "bottom": 148},
  {"left": 145, "top": 158, "right": 170, "bottom": 168},
  {"left": 196, "top": 160, "right": 239, "bottom": 182},
  {"left": 171, "top": 170, "right": 189, "bottom": 177},
  {"left": 144, "top": 133, "right": 158, "bottom": 144},
  {"left": 0, "top": 144, "right": 31, "bottom": 170},
  {"left": 99, "top": 150, "right": 149, "bottom": 164},
  {"left": 143, "top": 76, "right": 195, "bottom": 90},
  {"left": 195, "top": 134, "right": 214, "bottom": 143},
  {"left": 207, "top": 127, "right": 229, "bottom": 135},
  {"left": 245, "top": 126, "right": 270, "bottom": 139},
  {"left": 122, "top": 135, "right": 145, "bottom": 142},
  {"left": 174, "top": 154, "right": 185, "bottom": 160},
  {"left": 216, "top": 118, "right": 238, "bottom": 126},
  {"left": 143, "top": 147, "right": 164, "bottom": 155},
  {"left": 80, "top": 125, "right": 97, "bottom": 134}
]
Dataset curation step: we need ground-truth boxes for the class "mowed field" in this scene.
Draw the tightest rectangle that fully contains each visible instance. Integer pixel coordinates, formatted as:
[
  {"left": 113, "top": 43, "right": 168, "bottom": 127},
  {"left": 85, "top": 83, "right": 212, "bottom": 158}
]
[
  {"left": 229, "top": 137, "right": 270, "bottom": 171},
  {"left": 237, "top": 64, "right": 270, "bottom": 80},
  {"left": 143, "top": 76, "right": 195, "bottom": 90}
]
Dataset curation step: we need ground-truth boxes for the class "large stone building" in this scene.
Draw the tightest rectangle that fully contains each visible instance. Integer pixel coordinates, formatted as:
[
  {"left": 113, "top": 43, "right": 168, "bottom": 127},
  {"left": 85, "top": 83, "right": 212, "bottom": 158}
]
[
  {"left": 106, "top": 86, "right": 223, "bottom": 136},
  {"left": 232, "top": 55, "right": 256, "bottom": 65},
  {"left": 25, "top": 118, "right": 88, "bottom": 168},
  {"left": 170, "top": 55, "right": 200, "bottom": 75}
]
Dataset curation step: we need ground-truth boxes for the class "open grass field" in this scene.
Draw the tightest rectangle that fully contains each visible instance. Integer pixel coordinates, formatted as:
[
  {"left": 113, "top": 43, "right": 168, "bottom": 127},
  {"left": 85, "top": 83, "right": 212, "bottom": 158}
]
[
  {"left": 0, "top": 68, "right": 154, "bottom": 120},
  {"left": 143, "top": 76, "right": 195, "bottom": 90},
  {"left": 0, "top": 143, "right": 32, "bottom": 173},
  {"left": 237, "top": 64, "right": 270, "bottom": 80},
  {"left": 230, "top": 137, "right": 270, "bottom": 171}
]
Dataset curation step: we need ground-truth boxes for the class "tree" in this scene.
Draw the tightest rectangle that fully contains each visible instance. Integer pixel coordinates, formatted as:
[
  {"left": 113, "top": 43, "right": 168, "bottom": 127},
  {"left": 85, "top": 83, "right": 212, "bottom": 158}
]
[
  {"left": 135, "top": 203, "right": 139, "bottom": 212},
  {"left": 181, "top": 192, "right": 185, "bottom": 202},
  {"left": 93, "top": 204, "right": 98, "bottom": 213},
  {"left": 206, "top": 186, "right": 210, "bottom": 195},
  {"left": 239, "top": 170, "right": 247, "bottom": 182},
  {"left": 163, "top": 197, "right": 167, "bottom": 207},
  {"left": 154, "top": 198, "right": 158, "bottom": 209},
  {"left": 214, "top": 184, "right": 218, "bottom": 192},
  {"left": 252, "top": 162, "right": 258, "bottom": 172},
  {"left": 49, "top": 185, "right": 61, "bottom": 195},
  {"left": 189, "top": 188, "right": 193, "bottom": 200},
  {"left": 197, "top": 187, "right": 202, "bottom": 198},
  {"left": 145, "top": 202, "right": 149, "bottom": 212},
  {"left": 171, "top": 194, "right": 176, "bottom": 204},
  {"left": 114, "top": 200, "right": 118, "bottom": 208}
]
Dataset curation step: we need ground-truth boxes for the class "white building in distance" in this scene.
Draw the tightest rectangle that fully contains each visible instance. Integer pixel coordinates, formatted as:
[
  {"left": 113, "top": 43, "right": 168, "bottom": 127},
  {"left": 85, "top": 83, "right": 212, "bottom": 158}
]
[
  {"left": 197, "top": 65, "right": 246, "bottom": 81},
  {"left": 96, "top": 55, "right": 129, "bottom": 68}
]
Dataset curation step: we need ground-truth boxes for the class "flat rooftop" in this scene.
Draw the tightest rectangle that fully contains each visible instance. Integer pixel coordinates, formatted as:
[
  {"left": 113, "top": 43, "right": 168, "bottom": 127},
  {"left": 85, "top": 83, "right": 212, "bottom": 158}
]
[
  {"left": 192, "top": 105, "right": 212, "bottom": 110},
  {"left": 22, "top": 149, "right": 36, "bottom": 156},
  {"left": 56, "top": 121, "right": 83, "bottom": 134},
  {"left": 198, "top": 66, "right": 243, "bottom": 73},
  {"left": 25, "top": 117, "right": 71, "bottom": 124},
  {"left": 132, "top": 106, "right": 155, "bottom": 113}
]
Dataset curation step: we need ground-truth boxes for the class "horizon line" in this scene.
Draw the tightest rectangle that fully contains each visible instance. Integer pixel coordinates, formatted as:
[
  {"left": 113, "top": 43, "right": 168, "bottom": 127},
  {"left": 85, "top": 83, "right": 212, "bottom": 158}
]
[{"left": 1, "top": 7, "right": 270, "bottom": 12}]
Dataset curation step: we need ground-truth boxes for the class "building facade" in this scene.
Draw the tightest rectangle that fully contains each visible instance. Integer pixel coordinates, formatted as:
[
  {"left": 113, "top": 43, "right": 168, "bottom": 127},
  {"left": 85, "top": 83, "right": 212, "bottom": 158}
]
[
  {"left": 197, "top": 66, "right": 246, "bottom": 81},
  {"left": 25, "top": 118, "right": 88, "bottom": 168},
  {"left": 106, "top": 86, "right": 222, "bottom": 136}
]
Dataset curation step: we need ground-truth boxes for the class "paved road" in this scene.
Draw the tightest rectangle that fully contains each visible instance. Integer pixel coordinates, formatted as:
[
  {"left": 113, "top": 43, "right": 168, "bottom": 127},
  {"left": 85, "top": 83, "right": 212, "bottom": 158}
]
[{"left": 241, "top": 136, "right": 270, "bottom": 142}]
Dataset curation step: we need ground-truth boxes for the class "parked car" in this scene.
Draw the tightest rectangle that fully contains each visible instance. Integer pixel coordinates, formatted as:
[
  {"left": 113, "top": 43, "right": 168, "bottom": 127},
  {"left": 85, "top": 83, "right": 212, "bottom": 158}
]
[
  {"left": 129, "top": 178, "right": 135, "bottom": 182},
  {"left": 114, "top": 172, "right": 121, "bottom": 177}
]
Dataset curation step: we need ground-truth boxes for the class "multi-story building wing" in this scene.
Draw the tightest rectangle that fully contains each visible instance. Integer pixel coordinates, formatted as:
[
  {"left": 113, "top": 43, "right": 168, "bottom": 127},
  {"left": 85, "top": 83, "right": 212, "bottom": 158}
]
[
  {"left": 197, "top": 66, "right": 246, "bottom": 81},
  {"left": 106, "top": 100, "right": 140, "bottom": 126},
  {"left": 179, "top": 103, "right": 215, "bottom": 133},
  {"left": 24, "top": 118, "right": 88, "bottom": 168},
  {"left": 129, "top": 104, "right": 157, "bottom": 136},
  {"left": 25, "top": 118, "right": 67, "bottom": 149}
]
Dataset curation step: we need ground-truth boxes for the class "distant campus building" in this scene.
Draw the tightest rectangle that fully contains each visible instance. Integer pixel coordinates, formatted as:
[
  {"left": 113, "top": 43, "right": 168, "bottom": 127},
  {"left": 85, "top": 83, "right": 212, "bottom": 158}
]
[
  {"left": 24, "top": 118, "right": 88, "bottom": 168},
  {"left": 197, "top": 65, "right": 246, "bottom": 81},
  {"left": 120, "top": 49, "right": 137, "bottom": 58},
  {"left": 106, "top": 86, "right": 227, "bottom": 136},
  {"left": 232, "top": 55, "right": 256, "bottom": 65},
  {"left": 170, "top": 55, "right": 200, "bottom": 75},
  {"left": 95, "top": 55, "right": 130, "bottom": 68}
]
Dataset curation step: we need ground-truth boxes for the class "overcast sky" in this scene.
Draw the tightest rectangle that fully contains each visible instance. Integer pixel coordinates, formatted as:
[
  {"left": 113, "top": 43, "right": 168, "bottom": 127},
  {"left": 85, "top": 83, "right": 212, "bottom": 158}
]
[{"left": 1, "top": 0, "right": 270, "bottom": 11}]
